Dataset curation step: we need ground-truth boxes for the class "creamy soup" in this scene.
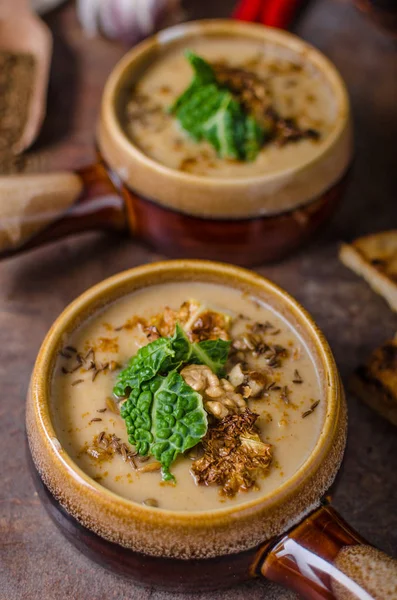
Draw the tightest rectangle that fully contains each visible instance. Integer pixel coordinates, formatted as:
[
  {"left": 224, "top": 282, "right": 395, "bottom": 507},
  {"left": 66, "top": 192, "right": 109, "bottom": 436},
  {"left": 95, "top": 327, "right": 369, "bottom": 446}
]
[
  {"left": 123, "top": 36, "right": 337, "bottom": 178},
  {"left": 51, "top": 282, "right": 324, "bottom": 511}
]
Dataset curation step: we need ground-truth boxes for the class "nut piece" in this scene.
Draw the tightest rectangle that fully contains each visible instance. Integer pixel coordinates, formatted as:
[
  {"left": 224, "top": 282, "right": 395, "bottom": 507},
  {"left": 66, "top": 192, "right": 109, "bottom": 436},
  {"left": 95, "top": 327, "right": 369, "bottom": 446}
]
[
  {"left": 245, "top": 371, "right": 267, "bottom": 398},
  {"left": 181, "top": 365, "right": 246, "bottom": 419},
  {"left": 229, "top": 363, "right": 267, "bottom": 398},
  {"left": 228, "top": 363, "right": 245, "bottom": 387}
]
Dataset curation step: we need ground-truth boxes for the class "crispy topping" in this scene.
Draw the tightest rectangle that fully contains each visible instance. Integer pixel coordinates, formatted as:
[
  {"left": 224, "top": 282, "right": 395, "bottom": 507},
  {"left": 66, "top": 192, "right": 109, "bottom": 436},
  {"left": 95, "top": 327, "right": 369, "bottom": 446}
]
[
  {"left": 213, "top": 64, "right": 320, "bottom": 146},
  {"left": 213, "top": 64, "right": 273, "bottom": 124},
  {"left": 191, "top": 409, "right": 272, "bottom": 497},
  {"left": 144, "top": 325, "right": 161, "bottom": 342},
  {"left": 150, "top": 301, "right": 200, "bottom": 338}
]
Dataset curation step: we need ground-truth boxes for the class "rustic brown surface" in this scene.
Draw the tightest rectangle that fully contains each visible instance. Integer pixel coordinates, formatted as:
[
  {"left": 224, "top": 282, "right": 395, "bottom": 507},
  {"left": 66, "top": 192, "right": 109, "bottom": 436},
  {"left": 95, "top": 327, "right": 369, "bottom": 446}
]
[{"left": 1, "top": 1, "right": 397, "bottom": 599}]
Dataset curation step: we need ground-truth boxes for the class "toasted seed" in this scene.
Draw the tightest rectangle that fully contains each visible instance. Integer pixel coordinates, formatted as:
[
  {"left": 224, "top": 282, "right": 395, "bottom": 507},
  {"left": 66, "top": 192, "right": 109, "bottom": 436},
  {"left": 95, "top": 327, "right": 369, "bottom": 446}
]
[
  {"left": 137, "top": 455, "right": 150, "bottom": 463},
  {"left": 127, "top": 456, "right": 137, "bottom": 469},
  {"left": 293, "top": 369, "right": 303, "bottom": 384},
  {"left": 280, "top": 386, "right": 290, "bottom": 404},
  {"left": 302, "top": 400, "right": 320, "bottom": 418},
  {"left": 84, "top": 348, "right": 95, "bottom": 362},
  {"left": 106, "top": 396, "right": 119, "bottom": 414},
  {"left": 72, "top": 379, "right": 84, "bottom": 386},
  {"left": 100, "top": 437, "right": 109, "bottom": 449},
  {"left": 138, "top": 461, "right": 162, "bottom": 473},
  {"left": 142, "top": 498, "right": 159, "bottom": 507}
]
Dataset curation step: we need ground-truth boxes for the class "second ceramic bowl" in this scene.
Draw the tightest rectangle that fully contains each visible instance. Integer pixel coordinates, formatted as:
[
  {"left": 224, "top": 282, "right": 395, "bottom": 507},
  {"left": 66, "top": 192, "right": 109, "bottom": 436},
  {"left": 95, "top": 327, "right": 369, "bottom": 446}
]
[{"left": 2, "top": 20, "right": 352, "bottom": 264}]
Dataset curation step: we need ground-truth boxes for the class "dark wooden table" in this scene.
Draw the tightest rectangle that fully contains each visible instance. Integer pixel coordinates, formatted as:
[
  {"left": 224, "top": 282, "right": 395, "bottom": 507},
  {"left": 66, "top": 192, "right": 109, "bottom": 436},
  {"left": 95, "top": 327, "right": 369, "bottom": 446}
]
[{"left": 1, "top": 1, "right": 396, "bottom": 598}]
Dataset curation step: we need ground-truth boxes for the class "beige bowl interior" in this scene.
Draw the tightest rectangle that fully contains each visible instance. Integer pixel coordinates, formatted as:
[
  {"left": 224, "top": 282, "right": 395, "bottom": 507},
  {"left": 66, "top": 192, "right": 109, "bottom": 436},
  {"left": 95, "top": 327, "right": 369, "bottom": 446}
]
[
  {"left": 27, "top": 260, "right": 347, "bottom": 558},
  {"left": 98, "top": 20, "right": 353, "bottom": 218}
]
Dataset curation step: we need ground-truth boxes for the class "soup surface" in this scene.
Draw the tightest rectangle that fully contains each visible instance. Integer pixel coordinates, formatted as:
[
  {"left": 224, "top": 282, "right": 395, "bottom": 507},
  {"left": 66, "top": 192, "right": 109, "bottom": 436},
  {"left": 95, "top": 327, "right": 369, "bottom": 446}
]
[
  {"left": 51, "top": 282, "right": 324, "bottom": 511},
  {"left": 123, "top": 36, "right": 337, "bottom": 178}
]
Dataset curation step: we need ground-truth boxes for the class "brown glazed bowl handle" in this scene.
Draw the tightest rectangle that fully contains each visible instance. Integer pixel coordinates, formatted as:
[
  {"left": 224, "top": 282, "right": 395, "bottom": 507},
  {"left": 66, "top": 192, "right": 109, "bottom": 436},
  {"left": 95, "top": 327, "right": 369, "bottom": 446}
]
[
  {"left": 255, "top": 503, "right": 397, "bottom": 599},
  {"left": 0, "top": 163, "right": 127, "bottom": 259}
]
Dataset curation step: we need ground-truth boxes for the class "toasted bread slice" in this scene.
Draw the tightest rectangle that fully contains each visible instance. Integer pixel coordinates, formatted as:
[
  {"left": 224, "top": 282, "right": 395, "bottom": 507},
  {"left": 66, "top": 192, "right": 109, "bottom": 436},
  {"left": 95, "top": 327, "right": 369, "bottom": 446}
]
[
  {"left": 339, "top": 231, "right": 397, "bottom": 312},
  {"left": 350, "top": 336, "right": 397, "bottom": 426}
]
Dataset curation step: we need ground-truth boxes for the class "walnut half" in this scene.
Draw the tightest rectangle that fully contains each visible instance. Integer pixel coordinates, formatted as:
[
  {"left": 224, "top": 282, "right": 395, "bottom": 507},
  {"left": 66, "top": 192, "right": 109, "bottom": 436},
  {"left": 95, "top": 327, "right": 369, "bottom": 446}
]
[{"left": 181, "top": 365, "right": 246, "bottom": 419}]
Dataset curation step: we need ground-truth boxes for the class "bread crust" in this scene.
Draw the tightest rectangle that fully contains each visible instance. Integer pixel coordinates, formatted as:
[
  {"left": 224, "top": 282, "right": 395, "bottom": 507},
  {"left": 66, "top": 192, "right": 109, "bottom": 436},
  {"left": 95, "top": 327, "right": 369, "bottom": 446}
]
[
  {"left": 350, "top": 336, "right": 397, "bottom": 426},
  {"left": 339, "top": 231, "right": 397, "bottom": 312}
]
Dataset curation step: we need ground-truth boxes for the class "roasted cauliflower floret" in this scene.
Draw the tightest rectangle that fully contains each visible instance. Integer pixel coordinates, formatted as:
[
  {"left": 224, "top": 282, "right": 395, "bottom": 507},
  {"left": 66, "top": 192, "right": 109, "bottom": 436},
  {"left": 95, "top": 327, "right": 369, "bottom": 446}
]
[
  {"left": 191, "top": 408, "right": 273, "bottom": 497},
  {"left": 181, "top": 364, "right": 246, "bottom": 419},
  {"left": 150, "top": 300, "right": 231, "bottom": 342}
]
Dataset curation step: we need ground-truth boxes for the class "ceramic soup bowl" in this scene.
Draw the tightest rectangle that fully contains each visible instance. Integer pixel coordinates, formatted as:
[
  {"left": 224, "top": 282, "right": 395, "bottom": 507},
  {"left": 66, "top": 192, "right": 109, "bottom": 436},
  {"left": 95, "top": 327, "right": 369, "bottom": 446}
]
[
  {"left": 2, "top": 20, "right": 352, "bottom": 265},
  {"left": 26, "top": 260, "right": 396, "bottom": 598}
]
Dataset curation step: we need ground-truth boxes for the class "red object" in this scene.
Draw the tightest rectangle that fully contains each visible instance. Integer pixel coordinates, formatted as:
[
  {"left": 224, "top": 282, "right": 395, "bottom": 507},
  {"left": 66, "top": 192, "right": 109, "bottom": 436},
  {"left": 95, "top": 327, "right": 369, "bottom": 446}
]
[
  {"left": 232, "top": 0, "right": 303, "bottom": 29},
  {"left": 233, "top": 0, "right": 265, "bottom": 21}
]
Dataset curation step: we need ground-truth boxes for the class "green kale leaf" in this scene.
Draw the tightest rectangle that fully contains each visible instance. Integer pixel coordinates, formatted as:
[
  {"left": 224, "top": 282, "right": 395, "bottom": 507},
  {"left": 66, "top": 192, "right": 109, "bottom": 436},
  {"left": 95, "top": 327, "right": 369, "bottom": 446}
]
[
  {"left": 191, "top": 338, "right": 231, "bottom": 377},
  {"left": 151, "top": 371, "right": 208, "bottom": 481},
  {"left": 113, "top": 324, "right": 190, "bottom": 399},
  {"left": 116, "top": 322, "right": 230, "bottom": 480},
  {"left": 121, "top": 378, "right": 158, "bottom": 456},
  {"left": 170, "top": 51, "right": 264, "bottom": 161}
]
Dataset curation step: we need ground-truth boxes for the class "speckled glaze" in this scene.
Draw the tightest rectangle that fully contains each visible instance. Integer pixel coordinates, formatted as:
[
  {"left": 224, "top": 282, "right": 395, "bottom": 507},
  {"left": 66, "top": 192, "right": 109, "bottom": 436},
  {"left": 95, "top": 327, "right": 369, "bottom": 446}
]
[{"left": 26, "top": 260, "right": 346, "bottom": 563}]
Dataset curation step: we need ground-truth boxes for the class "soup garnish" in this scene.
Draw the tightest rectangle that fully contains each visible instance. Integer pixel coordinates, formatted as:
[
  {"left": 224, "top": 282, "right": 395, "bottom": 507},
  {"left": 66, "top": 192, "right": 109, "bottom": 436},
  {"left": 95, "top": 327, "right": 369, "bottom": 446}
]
[
  {"left": 170, "top": 51, "right": 265, "bottom": 161},
  {"left": 170, "top": 51, "right": 320, "bottom": 163},
  {"left": 113, "top": 301, "right": 274, "bottom": 488},
  {"left": 191, "top": 408, "right": 272, "bottom": 498},
  {"left": 53, "top": 283, "right": 323, "bottom": 510}
]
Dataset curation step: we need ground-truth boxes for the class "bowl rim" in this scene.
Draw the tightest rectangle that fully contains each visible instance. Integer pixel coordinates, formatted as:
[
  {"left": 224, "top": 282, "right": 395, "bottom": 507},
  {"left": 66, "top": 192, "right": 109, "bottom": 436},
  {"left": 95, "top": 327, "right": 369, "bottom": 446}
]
[
  {"left": 102, "top": 18, "right": 350, "bottom": 188},
  {"left": 29, "top": 260, "right": 343, "bottom": 528}
]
